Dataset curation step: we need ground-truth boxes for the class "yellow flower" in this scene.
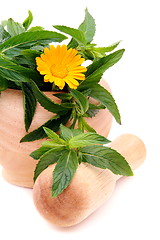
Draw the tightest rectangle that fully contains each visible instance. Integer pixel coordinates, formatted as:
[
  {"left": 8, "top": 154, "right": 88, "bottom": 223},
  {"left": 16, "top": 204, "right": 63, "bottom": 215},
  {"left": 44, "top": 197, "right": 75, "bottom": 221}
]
[{"left": 36, "top": 45, "right": 87, "bottom": 89}]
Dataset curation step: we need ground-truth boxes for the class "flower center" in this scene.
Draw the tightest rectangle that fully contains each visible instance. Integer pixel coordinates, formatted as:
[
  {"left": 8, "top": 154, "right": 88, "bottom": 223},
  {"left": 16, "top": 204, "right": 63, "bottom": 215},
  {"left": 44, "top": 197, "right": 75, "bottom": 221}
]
[{"left": 51, "top": 64, "right": 68, "bottom": 79}]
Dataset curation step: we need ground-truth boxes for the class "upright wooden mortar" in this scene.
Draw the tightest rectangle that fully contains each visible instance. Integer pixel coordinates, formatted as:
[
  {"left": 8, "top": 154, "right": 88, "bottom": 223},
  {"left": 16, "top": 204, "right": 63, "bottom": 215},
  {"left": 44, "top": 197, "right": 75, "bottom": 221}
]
[{"left": 33, "top": 134, "right": 146, "bottom": 227}]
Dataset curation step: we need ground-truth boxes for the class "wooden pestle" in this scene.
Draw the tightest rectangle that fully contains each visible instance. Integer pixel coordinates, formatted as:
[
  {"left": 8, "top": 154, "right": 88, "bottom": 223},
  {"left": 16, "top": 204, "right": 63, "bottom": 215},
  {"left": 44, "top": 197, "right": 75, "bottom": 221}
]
[{"left": 33, "top": 134, "right": 146, "bottom": 227}]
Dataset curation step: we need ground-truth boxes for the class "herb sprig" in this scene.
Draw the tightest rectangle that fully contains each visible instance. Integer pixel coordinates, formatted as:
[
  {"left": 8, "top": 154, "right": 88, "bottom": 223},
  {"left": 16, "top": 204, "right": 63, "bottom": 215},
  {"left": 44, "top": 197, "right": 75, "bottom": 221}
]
[{"left": 31, "top": 125, "right": 133, "bottom": 197}]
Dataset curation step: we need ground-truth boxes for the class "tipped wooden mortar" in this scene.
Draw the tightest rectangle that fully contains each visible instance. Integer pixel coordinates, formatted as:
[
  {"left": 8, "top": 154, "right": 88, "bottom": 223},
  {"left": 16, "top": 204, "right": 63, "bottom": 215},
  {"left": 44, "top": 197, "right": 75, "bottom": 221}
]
[{"left": 33, "top": 134, "right": 146, "bottom": 227}]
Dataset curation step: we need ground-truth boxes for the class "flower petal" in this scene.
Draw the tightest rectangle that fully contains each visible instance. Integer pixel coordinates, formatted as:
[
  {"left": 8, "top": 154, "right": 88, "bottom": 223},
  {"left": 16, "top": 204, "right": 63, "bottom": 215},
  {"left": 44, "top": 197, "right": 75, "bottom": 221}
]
[
  {"left": 64, "top": 77, "right": 79, "bottom": 89},
  {"left": 69, "top": 73, "right": 85, "bottom": 80}
]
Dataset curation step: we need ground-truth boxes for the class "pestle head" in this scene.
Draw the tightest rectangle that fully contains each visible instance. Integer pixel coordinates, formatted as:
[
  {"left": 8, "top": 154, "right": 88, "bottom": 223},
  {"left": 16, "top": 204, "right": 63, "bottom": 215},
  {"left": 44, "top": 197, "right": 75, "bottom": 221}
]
[
  {"left": 33, "top": 162, "right": 116, "bottom": 227},
  {"left": 33, "top": 163, "right": 99, "bottom": 227},
  {"left": 33, "top": 134, "right": 146, "bottom": 227}
]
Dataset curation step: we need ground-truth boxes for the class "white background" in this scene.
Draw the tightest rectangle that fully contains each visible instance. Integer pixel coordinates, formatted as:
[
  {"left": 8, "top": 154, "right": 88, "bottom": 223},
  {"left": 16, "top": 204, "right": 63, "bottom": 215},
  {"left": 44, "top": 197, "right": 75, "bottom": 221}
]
[{"left": 0, "top": 0, "right": 160, "bottom": 239}]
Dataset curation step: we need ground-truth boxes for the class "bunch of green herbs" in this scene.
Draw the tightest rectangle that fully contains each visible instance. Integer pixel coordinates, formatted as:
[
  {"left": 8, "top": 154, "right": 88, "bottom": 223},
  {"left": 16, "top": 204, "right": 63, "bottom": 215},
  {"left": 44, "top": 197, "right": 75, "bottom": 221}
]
[{"left": 0, "top": 9, "right": 133, "bottom": 197}]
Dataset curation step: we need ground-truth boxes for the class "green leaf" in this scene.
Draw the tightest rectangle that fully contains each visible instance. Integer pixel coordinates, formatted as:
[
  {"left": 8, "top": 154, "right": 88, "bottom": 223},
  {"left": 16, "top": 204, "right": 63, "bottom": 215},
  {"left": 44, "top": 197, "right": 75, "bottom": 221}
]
[
  {"left": 30, "top": 146, "right": 64, "bottom": 160},
  {"left": 70, "top": 129, "right": 83, "bottom": 137},
  {"left": 31, "top": 81, "right": 69, "bottom": 115},
  {"left": 21, "top": 49, "right": 41, "bottom": 62},
  {"left": 0, "top": 25, "right": 10, "bottom": 43},
  {"left": 7, "top": 80, "right": 20, "bottom": 89},
  {"left": 7, "top": 18, "right": 25, "bottom": 37},
  {"left": 0, "top": 68, "right": 29, "bottom": 83},
  {"left": 0, "top": 56, "right": 31, "bottom": 74},
  {"left": 85, "top": 103, "right": 105, "bottom": 118},
  {"left": 69, "top": 132, "right": 110, "bottom": 148},
  {"left": 30, "top": 146, "right": 50, "bottom": 160},
  {"left": 53, "top": 92, "right": 72, "bottom": 101},
  {"left": 28, "top": 26, "right": 44, "bottom": 32},
  {"left": 20, "top": 115, "right": 58, "bottom": 142},
  {"left": 0, "top": 77, "right": 8, "bottom": 92},
  {"left": 34, "top": 148, "right": 66, "bottom": 182},
  {"left": 41, "top": 140, "right": 66, "bottom": 148},
  {"left": 0, "top": 58, "right": 30, "bottom": 82},
  {"left": 84, "top": 108, "right": 99, "bottom": 118},
  {"left": 4, "top": 48, "right": 22, "bottom": 58},
  {"left": 89, "top": 84, "right": 121, "bottom": 124},
  {"left": 0, "top": 30, "right": 67, "bottom": 53},
  {"left": 61, "top": 102, "right": 74, "bottom": 109},
  {"left": 80, "top": 88, "right": 92, "bottom": 97},
  {"left": 67, "top": 38, "right": 78, "bottom": 49},
  {"left": 79, "top": 117, "right": 96, "bottom": 132},
  {"left": 80, "top": 145, "right": 133, "bottom": 176},
  {"left": 13, "top": 55, "right": 35, "bottom": 69},
  {"left": 94, "top": 41, "right": 121, "bottom": 53},
  {"left": 90, "top": 50, "right": 105, "bottom": 59},
  {"left": 77, "top": 73, "right": 102, "bottom": 91},
  {"left": 70, "top": 89, "right": 89, "bottom": 115},
  {"left": 39, "top": 147, "right": 66, "bottom": 162},
  {"left": 20, "top": 111, "right": 71, "bottom": 142},
  {"left": 79, "top": 8, "right": 96, "bottom": 43},
  {"left": 53, "top": 25, "right": 86, "bottom": 46},
  {"left": 59, "top": 124, "right": 82, "bottom": 141},
  {"left": 78, "top": 117, "right": 84, "bottom": 131},
  {"left": 77, "top": 151, "right": 83, "bottom": 163},
  {"left": 59, "top": 124, "right": 73, "bottom": 141},
  {"left": 22, "top": 82, "right": 37, "bottom": 132},
  {"left": 52, "top": 149, "right": 78, "bottom": 197},
  {"left": 23, "top": 10, "right": 33, "bottom": 30},
  {"left": 86, "top": 49, "right": 125, "bottom": 78},
  {"left": 43, "top": 127, "right": 66, "bottom": 144},
  {"left": 67, "top": 9, "right": 95, "bottom": 48},
  {"left": 0, "top": 57, "right": 39, "bottom": 82},
  {"left": 88, "top": 103, "right": 106, "bottom": 110}
]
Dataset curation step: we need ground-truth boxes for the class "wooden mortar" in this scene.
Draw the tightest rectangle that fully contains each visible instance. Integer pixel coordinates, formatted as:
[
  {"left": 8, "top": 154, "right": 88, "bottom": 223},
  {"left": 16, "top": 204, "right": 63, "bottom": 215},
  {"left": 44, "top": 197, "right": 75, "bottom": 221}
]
[{"left": 33, "top": 134, "right": 146, "bottom": 227}]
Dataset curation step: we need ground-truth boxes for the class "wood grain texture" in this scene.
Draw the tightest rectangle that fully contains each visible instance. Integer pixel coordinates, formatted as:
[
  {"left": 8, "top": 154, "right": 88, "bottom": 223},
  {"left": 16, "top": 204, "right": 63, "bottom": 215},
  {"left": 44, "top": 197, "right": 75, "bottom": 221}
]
[
  {"left": 0, "top": 79, "right": 112, "bottom": 187},
  {"left": 33, "top": 134, "right": 146, "bottom": 227}
]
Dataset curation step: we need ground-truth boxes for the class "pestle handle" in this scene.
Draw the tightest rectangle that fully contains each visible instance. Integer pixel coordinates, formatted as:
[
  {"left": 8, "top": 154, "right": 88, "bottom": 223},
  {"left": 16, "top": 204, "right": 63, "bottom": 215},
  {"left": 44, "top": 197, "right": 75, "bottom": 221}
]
[{"left": 33, "top": 134, "right": 146, "bottom": 227}]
